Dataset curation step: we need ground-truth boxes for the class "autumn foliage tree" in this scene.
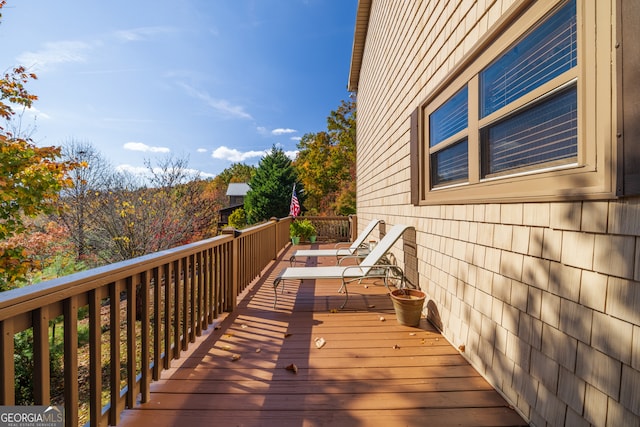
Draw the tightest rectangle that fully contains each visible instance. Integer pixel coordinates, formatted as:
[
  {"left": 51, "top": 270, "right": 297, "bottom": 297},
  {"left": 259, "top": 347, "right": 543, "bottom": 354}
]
[
  {"left": 294, "top": 98, "right": 356, "bottom": 215},
  {"left": 0, "top": 2, "right": 80, "bottom": 289}
]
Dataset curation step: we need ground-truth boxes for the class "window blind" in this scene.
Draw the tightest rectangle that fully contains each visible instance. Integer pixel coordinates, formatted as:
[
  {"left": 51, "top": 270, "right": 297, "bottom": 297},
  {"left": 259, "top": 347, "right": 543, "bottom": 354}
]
[
  {"left": 483, "top": 86, "right": 577, "bottom": 175},
  {"left": 480, "top": 0, "right": 576, "bottom": 118}
]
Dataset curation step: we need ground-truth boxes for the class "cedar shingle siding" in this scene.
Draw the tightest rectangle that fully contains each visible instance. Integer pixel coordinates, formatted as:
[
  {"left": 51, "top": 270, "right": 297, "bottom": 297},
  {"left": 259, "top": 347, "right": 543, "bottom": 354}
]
[{"left": 350, "top": 0, "right": 640, "bottom": 425}]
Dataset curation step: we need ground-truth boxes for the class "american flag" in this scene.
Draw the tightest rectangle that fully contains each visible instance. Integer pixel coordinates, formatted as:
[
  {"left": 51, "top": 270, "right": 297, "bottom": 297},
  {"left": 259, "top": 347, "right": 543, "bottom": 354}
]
[{"left": 289, "top": 185, "right": 300, "bottom": 217}]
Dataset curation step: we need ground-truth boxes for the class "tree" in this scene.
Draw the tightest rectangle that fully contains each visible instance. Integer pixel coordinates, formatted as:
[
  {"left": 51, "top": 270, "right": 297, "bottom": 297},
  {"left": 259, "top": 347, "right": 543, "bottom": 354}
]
[
  {"left": 0, "top": 2, "right": 80, "bottom": 289},
  {"left": 228, "top": 208, "right": 247, "bottom": 229},
  {"left": 213, "top": 163, "right": 255, "bottom": 186},
  {"left": 86, "top": 155, "right": 218, "bottom": 262},
  {"left": 58, "top": 140, "right": 111, "bottom": 261},
  {"left": 244, "top": 146, "right": 299, "bottom": 224},
  {"left": 294, "top": 98, "right": 356, "bottom": 215}
]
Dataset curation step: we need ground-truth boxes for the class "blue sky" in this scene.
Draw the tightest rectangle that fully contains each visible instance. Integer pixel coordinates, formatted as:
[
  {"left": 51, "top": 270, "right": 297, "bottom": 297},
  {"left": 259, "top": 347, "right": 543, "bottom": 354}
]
[{"left": 0, "top": 1, "right": 357, "bottom": 178}]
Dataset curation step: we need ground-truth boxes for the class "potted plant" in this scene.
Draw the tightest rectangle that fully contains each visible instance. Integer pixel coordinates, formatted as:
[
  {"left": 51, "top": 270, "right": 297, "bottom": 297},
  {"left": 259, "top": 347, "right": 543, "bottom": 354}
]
[
  {"left": 290, "top": 219, "right": 304, "bottom": 245},
  {"left": 290, "top": 218, "right": 316, "bottom": 244},
  {"left": 300, "top": 219, "right": 317, "bottom": 243}
]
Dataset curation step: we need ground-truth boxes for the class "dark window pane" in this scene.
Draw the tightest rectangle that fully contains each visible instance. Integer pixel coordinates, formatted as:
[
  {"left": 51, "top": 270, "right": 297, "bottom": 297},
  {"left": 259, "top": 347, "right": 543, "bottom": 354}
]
[
  {"left": 431, "top": 139, "right": 468, "bottom": 186},
  {"left": 430, "top": 86, "right": 468, "bottom": 146},
  {"left": 480, "top": 0, "right": 576, "bottom": 118},
  {"left": 483, "top": 86, "right": 577, "bottom": 176}
]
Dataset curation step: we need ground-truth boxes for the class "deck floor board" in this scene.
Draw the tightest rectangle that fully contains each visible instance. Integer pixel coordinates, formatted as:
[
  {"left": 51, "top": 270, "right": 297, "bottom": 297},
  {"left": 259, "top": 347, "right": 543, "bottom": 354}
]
[{"left": 118, "top": 244, "right": 527, "bottom": 427}]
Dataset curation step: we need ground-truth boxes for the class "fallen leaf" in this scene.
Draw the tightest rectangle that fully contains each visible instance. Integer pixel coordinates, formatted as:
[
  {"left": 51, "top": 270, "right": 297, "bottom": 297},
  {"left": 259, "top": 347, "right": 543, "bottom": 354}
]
[
  {"left": 458, "top": 344, "right": 466, "bottom": 353},
  {"left": 393, "top": 344, "right": 400, "bottom": 350},
  {"left": 330, "top": 308, "right": 338, "bottom": 313},
  {"left": 285, "top": 363, "right": 298, "bottom": 374},
  {"left": 368, "top": 305, "right": 376, "bottom": 309},
  {"left": 284, "top": 333, "right": 292, "bottom": 338},
  {"left": 314, "top": 337, "right": 326, "bottom": 349},
  {"left": 379, "top": 316, "right": 386, "bottom": 322},
  {"left": 255, "top": 348, "right": 262, "bottom": 353},
  {"left": 225, "top": 333, "right": 234, "bottom": 338},
  {"left": 241, "top": 324, "right": 248, "bottom": 329},
  {"left": 409, "top": 333, "right": 417, "bottom": 336},
  {"left": 231, "top": 354, "right": 241, "bottom": 361},
  {"left": 364, "top": 285, "right": 369, "bottom": 288},
  {"left": 221, "top": 345, "right": 232, "bottom": 351}
]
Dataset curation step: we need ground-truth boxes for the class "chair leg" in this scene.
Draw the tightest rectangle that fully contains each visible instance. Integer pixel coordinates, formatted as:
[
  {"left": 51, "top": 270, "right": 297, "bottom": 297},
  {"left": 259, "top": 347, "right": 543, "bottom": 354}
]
[
  {"left": 273, "top": 279, "right": 280, "bottom": 308},
  {"left": 339, "top": 278, "right": 349, "bottom": 309}
]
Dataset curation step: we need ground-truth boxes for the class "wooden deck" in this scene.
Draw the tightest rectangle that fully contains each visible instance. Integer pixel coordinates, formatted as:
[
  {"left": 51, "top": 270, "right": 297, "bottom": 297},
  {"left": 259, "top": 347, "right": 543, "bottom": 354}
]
[{"left": 118, "top": 244, "right": 527, "bottom": 427}]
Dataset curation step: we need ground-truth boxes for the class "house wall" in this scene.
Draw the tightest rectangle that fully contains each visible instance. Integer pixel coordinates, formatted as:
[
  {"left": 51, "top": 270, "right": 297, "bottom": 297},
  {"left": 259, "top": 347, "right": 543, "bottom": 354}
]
[{"left": 354, "top": 0, "right": 640, "bottom": 425}]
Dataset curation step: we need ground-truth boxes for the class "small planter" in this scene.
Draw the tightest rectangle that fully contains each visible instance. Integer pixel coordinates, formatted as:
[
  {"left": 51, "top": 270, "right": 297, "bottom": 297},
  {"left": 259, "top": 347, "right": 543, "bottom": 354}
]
[
  {"left": 309, "top": 235, "right": 317, "bottom": 243},
  {"left": 291, "top": 236, "right": 300, "bottom": 245},
  {"left": 390, "top": 289, "right": 426, "bottom": 326}
]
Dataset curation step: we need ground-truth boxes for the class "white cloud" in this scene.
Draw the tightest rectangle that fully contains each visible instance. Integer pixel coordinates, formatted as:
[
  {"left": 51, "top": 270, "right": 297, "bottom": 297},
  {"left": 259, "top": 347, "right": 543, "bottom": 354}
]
[
  {"left": 178, "top": 83, "right": 252, "bottom": 120},
  {"left": 123, "top": 142, "right": 170, "bottom": 153},
  {"left": 115, "top": 164, "right": 148, "bottom": 175},
  {"left": 290, "top": 136, "right": 301, "bottom": 141},
  {"left": 196, "top": 148, "right": 208, "bottom": 153},
  {"left": 114, "top": 26, "right": 176, "bottom": 42},
  {"left": 211, "top": 146, "right": 268, "bottom": 162},
  {"left": 17, "top": 40, "right": 92, "bottom": 72},
  {"left": 272, "top": 128, "right": 297, "bottom": 135},
  {"left": 284, "top": 150, "right": 298, "bottom": 160}
]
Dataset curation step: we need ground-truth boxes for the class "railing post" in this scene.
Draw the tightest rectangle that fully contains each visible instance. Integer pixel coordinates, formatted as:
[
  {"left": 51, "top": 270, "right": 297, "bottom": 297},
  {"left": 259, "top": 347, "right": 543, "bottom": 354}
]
[
  {"left": 349, "top": 215, "right": 358, "bottom": 242},
  {"left": 270, "top": 217, "right": 279, "bottom": 259},
  {"left": 0, "top": 318, "right": 15, "bottom": 405},
  {"left": 221, "top": 227, "right": 240, "bottom": 310}
]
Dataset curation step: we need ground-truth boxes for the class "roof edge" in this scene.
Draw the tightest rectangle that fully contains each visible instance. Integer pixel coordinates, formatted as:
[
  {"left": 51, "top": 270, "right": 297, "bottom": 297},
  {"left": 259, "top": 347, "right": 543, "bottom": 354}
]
[{"left": 348, "top": 0, "right": 372, "bottom": 92}]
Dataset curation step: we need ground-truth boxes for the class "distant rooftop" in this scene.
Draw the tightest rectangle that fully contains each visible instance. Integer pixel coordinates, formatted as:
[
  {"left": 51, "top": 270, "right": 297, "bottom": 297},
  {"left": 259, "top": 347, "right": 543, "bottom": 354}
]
[{"left": 226, "top": 183, "right": 250, "bottom": 196}]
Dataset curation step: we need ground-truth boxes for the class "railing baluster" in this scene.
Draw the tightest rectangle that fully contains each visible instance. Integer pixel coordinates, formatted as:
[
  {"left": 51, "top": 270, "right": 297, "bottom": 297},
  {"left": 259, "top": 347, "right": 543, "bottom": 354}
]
[
  {"left": 152, "top": 267, "right": 161, "bottom": 381},
  {"left": 140, "top": 271, "right": 150, "bottom": 403},
  {"left": 126, "top": 277, "right": 136, "bottom": 409},
  {"left": 196, "top": 252, "right": 204, "bottom": 336},
  {"left": 173, "top": 259, "right": 181, "bottom": 360},
  {"left": 181, "top": 256, "right": 189, "bottom": 351},
  {"left": 88, "top": 288, "right": 102, "bottom": 427},
  {"left": 64, "top": 296, "right": 79, "bottom": 427},
  {"left": 33, "top": 306, "right": 50, "bottom": 405},
  {"left": 109, "top": 281, "right": 121, "bottom": 425},
  {"left": 163, "top": 263, "right": 172, "bottom": 370},
  {"left": 189, "top": 254, "right": 196, "bottom": 343}
]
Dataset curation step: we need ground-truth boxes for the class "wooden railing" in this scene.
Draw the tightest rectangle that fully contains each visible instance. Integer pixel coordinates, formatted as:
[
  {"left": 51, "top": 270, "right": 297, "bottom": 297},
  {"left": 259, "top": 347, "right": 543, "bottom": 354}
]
[
  {"left": 0, "top": 215, "right": 350, "bottom": 427},
  {"left": 302, "top": 215, "right": 355, "bottom": 242},
  {"left": 0, "top": 217, "right": 302, "bottom": 426}
]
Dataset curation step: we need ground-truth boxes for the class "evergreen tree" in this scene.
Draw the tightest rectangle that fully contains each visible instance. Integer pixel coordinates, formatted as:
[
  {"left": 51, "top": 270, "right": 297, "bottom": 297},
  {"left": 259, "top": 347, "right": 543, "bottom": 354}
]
[{"left": 245, "top": 146, "right": 300, "bottom": 224}]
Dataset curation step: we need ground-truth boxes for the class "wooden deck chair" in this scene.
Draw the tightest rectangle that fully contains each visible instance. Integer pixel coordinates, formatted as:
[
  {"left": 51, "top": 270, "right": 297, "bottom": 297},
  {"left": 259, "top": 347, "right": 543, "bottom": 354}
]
[
  {"left": 273, "top": 224, "right": 412, "bottom": 309},
  {"left": 289, "top": 218, "right": 384, "bottom": 265}
]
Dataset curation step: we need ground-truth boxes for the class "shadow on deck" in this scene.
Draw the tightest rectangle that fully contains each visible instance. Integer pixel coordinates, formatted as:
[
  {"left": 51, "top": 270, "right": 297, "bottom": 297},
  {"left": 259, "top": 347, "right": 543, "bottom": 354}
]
[{"left": 118, "top": 244, "right": 527, "bottom": 427}]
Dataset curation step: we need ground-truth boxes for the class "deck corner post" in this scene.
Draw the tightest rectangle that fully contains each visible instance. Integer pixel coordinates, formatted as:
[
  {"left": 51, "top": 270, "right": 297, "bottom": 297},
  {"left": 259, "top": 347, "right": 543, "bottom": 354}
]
[
  {"left": 221, "top": 227, "right": 240, "bottom": 310},
  {"left": 349, "top": 215, "right": 358, "bottom": 242}
]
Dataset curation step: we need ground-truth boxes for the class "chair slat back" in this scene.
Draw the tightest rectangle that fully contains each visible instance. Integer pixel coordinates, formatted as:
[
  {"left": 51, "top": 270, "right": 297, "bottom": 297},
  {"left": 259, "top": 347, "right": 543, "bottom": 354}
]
[
  {"left": 349, "top": 219, "right": 383, "bottom": 251},
  {"left": 359, "top": 224, "right": 411, "bottom": 268}
]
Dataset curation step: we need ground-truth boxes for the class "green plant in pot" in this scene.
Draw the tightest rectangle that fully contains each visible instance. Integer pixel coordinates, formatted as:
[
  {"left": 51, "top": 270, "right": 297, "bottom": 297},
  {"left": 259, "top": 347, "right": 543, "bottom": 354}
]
[
  {"left": 290, "top": 220, "right": 303, "bottom": 245},
  {"left": 290, "top": 218, "right": 316, "bottom": 244}
]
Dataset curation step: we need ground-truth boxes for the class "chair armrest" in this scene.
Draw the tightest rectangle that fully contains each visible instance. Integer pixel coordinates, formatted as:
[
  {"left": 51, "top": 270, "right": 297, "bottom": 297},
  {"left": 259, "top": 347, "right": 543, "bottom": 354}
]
[
  {"left": 333, "top": 242, "right": 352, "bottom": 248},
  {"left": 338, "top": 254, "right": 367, "bottom": 265}
]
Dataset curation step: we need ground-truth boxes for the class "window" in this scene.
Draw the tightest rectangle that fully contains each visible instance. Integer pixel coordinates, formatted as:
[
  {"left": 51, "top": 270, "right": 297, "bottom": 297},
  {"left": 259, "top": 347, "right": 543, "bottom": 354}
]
[{"left": 414, "top": 0, "right": 618, "bottom": 204}]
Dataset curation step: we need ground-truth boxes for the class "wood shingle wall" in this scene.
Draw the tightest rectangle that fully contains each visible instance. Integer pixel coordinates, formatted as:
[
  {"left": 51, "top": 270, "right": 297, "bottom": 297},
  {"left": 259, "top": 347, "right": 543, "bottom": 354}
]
[{"left": 352, "top": 0, "right": 640, "bottom": 425}]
